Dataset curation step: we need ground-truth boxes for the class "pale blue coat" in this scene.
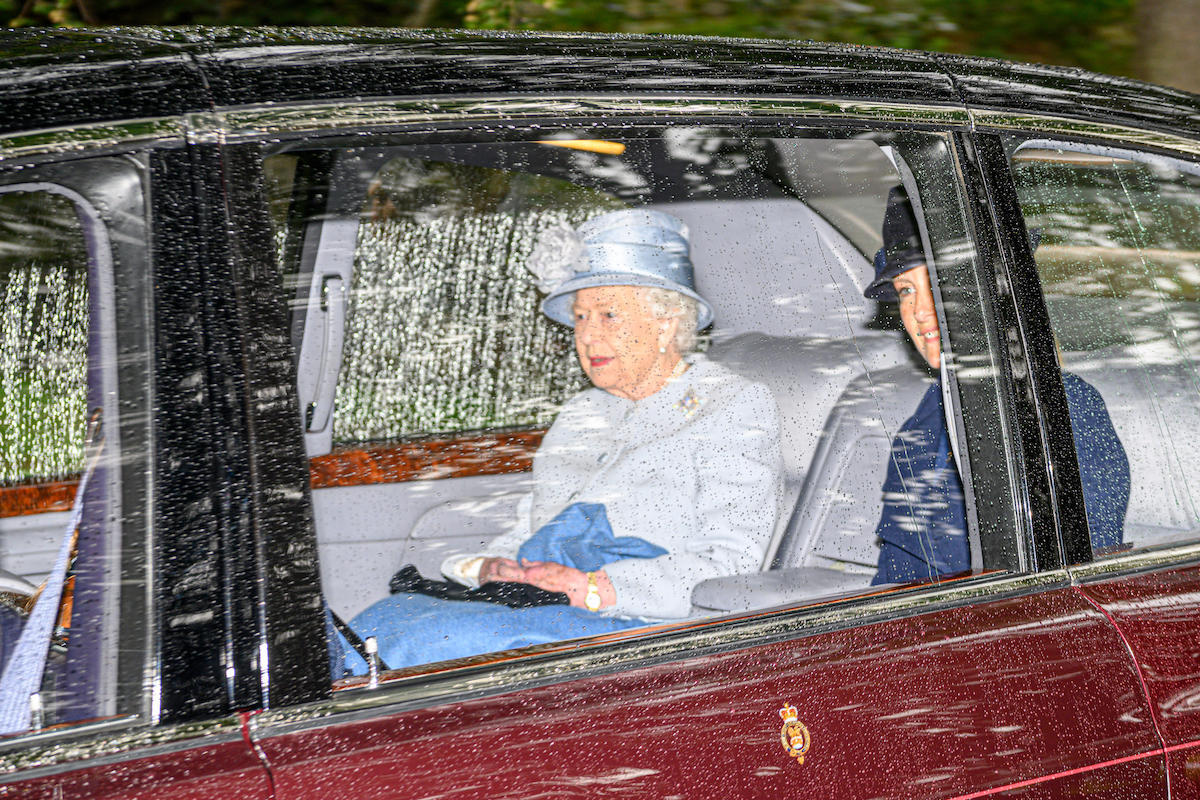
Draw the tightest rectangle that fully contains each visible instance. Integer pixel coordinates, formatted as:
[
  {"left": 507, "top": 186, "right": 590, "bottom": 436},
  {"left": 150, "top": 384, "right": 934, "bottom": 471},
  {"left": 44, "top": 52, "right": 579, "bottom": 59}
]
[{"left": 443, "top": 354, "right": 784, "bottom": 619}]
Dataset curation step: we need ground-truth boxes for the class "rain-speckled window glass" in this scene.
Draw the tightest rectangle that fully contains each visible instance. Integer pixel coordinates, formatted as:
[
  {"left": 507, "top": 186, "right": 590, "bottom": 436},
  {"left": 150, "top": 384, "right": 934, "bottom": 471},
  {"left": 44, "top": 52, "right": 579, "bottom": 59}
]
[
  {"left": 1009, "top": 138, "right": 1200, "bottom": 556},
  {"left": 263, "top": 153, "right": 299, "bottom": 285},
  {"left": 272, "top": 129, "right": 1017, "bottom": 678},
  {"left": 338, "top": 158, "right": 619, "bottom": 442},
  {"left": 0, "top": 162, "right": 144, "bottom": 741},
  {"left": 0, "top": 191, "right": 87, "bottom": 486}
]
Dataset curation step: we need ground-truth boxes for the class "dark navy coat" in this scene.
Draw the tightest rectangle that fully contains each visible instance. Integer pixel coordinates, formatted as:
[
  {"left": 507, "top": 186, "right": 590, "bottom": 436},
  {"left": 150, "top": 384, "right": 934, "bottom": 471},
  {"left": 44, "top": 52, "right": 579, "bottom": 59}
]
[{"left": 873, "top": 373, "right": 1130, "bottom": 584}]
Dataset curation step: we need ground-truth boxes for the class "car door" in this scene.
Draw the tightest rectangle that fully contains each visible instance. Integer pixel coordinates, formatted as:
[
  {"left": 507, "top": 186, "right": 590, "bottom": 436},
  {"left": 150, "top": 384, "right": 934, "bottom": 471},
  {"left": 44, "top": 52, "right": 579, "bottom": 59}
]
[
  {"left": 0, "top": 32, "right": 312, "bottom": 797},
  {"left": 211, "top": 37, "right": 1170, "bottom": 798},
  {"left": 977, "top": 118, "right": 1200, "bottom": 797},
  {"left": 0, "top": 142, "right": 277, "bottom": 799}
]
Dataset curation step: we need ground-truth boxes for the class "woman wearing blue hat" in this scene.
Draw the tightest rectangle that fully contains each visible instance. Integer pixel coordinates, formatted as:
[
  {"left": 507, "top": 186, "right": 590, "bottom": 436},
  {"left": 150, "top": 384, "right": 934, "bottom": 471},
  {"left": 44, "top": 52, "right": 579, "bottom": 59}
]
[
  {"left": 344, "top": 208, "right": 784, "bottom": 673},
  {"left": 866, "top": 187, "right": 1130, "bottom": 585}
]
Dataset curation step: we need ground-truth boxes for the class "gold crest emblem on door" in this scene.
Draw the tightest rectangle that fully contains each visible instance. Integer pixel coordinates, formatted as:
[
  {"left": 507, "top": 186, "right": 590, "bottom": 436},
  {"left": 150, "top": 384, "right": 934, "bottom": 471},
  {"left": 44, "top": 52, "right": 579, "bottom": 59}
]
[{"left": 779, "top": 704, "right": 811, "bottom": 764}]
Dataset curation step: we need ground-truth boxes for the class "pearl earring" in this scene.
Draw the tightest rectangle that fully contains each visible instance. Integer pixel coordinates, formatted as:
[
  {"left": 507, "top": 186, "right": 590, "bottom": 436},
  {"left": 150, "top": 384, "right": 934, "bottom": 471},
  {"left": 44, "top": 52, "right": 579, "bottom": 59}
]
[{"left": 659, "top": 345, "right": 667, "bottom": 354}]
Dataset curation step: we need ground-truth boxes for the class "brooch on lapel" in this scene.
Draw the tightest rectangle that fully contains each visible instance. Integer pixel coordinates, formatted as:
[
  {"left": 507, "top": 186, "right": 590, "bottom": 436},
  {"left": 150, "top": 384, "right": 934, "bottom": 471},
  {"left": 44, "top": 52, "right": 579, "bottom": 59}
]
[{"left": 674, "top": 387, "right": 704, "bottom": 417}]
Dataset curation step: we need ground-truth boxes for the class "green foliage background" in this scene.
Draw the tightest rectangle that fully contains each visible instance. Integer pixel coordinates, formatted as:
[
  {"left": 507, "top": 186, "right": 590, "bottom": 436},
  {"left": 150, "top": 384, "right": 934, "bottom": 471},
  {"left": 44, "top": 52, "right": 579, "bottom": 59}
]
[{"left": 3, "top": 0, "right": 1136, "bottom": 80}]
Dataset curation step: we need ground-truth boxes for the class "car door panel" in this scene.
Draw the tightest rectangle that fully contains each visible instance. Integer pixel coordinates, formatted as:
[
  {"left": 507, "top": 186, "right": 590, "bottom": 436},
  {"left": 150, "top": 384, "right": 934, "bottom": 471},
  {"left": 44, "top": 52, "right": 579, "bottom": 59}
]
[
  {"left": 0, "top": 734, "right": 272, "bottom": 800},
  {"left": 977, "top": 123, "right": 1200, "bottom": 795},
  {"left": 0, "top": 512, "right": 67, "bottom": 587},
  {"left": 256, "top": 585, "right": 1163, "bottom": 799},
  {"left": 1077, "top": 561, "right": 1200, "bottom": 798}
]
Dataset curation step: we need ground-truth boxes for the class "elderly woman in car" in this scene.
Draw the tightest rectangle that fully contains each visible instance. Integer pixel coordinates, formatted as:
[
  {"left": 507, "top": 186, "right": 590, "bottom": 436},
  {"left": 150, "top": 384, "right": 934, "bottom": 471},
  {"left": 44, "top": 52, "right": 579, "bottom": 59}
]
[
  {"left": 866, "top": 187, "right": 1130, "bottom": 584},
  {"left": 344, "top": 208, "right": 783, "bottom": 672}
]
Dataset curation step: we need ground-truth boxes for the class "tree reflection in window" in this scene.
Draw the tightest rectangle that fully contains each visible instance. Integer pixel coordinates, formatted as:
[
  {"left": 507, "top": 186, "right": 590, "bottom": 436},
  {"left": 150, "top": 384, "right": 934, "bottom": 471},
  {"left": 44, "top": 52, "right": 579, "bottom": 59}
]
[
  {"left": 1013, "top": 152, "right": 1200, "bottom": 352},
  {"left": 0, "top": 191, "right": 88, "bottom": 485},
  {"left": 335, "top": 159, "right": 623, "bottom": 443}
]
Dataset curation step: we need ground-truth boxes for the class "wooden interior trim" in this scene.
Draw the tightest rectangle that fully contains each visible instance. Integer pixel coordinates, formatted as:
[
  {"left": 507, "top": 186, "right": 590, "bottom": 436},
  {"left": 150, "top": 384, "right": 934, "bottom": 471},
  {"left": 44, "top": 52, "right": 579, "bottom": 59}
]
[
  {"left": 308, "top": 429, "right": 545, "bottom": 490},
  {"left": 0, "top": 480, "right": 78, "bottom": 519},
  {"left": 0, "top": 429, "right": 545, "bottom": 518}
]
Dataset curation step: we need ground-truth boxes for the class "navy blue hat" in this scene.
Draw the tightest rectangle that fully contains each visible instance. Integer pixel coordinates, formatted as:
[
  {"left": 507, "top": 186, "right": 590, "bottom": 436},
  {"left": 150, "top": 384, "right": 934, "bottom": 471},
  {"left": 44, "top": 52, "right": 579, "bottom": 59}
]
[{"left": 864, "top": 185, "right": 926, "bottom": 301}]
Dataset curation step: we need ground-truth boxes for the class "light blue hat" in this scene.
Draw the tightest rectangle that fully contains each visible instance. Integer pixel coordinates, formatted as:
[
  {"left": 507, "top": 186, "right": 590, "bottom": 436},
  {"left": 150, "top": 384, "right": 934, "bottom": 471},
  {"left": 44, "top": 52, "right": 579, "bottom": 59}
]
[{"left": 527, "top": 208, "right": 714, "bottom": 330}]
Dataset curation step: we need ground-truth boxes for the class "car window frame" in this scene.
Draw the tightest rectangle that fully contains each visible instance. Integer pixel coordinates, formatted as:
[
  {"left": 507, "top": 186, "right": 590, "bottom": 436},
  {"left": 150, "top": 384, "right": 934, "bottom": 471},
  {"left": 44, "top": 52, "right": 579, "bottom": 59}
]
[
  {"left": 974, "top": 121, "right": 1200, "bottom": 579},
  {"left": 0, "top": 148, "right": 158, "bottom": 756},
  {"left": 218, "top": 98, "right": 1074, "bottom": 719}
]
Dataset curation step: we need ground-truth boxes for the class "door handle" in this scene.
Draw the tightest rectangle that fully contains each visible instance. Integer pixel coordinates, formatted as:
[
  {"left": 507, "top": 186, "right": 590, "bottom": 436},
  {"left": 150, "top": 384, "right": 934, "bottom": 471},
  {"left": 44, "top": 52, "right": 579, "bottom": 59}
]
[{"left": 306, "top": 274, "right": 345, "bottom": 434}]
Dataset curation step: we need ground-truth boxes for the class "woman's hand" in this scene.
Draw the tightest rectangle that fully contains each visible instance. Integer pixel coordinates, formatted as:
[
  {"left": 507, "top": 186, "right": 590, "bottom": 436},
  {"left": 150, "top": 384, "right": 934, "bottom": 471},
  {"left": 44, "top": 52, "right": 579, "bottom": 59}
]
[
  {"left": 478, "top": 557, "right": 526, "bottom": 584},
  {"left": 520, "top": 560, "right": 615, "bottom": 610}
]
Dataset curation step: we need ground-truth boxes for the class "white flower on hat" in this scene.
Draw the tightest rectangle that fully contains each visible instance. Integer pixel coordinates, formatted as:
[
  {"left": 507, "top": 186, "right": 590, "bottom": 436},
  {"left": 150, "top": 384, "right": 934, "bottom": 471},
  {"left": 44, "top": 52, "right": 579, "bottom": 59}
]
[{"left": 526, "top": 223, "right": 585, "bottom": 294}]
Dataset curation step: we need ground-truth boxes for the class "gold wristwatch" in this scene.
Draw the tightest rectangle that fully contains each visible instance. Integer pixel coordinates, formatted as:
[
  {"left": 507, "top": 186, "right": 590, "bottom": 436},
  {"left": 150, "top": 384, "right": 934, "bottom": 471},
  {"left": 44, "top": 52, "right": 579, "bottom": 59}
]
[{"left": 585, "top": 571, "right": 602, "bottom": 612}]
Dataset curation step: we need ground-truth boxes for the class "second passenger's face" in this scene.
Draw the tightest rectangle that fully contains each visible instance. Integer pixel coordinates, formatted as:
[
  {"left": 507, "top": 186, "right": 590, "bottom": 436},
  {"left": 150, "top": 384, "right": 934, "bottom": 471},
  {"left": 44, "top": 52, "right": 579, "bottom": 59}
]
[
  {"left": 572, "top": 285, "right": 677, "bottom": 402},
  {"left": 892, "top": 264, "right": 941, "bottom": 370}
]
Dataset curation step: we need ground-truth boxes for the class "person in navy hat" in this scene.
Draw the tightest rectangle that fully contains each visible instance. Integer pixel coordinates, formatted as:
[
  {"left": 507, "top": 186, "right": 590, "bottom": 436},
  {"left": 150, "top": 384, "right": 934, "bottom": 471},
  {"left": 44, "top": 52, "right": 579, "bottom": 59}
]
[
  {"left": 866, "top": 187, "right": 1130, "bottom": 585},
  {"left": 344, "top": 208, "right": 783, "bottom": 673}
]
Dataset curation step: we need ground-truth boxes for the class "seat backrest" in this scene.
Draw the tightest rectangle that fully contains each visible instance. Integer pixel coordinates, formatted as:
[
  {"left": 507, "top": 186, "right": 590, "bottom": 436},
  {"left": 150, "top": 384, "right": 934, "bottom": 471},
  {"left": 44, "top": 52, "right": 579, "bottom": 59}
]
[
  {"left": 774, "top": 346, "right": 1200, "bottom": 574},
  {"left": 1064, "top": 346, "right": 1200, "bottom": 547},
  {"left": 656, "top": 198, "right": 878, "bottom": 341},
  {"left": 708, "top": 334, "right": 912, "bottom": 486},
  {"left": 772, "top": 364, "right": 932, "bottom": 572},
  {"left": 708, "top": 337, "right": 914, "bottom": 568}
]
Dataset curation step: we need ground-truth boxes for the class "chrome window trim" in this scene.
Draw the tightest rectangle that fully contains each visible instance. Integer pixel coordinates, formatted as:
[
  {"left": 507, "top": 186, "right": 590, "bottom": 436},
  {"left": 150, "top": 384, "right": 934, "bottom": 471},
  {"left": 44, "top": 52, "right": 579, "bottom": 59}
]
[
  {"left": 970, "top": 109, "right": 1200, "bottom": 159},
  {"left": 252, "top": 569, "right": 1073, "bottom": 738},
  {"left": 6, "top": 102, "right": 1196, "bottom": 163},
  {"left": 0, "top": 715, "right": 244, "bottom": 782},
  {"left": 0, "top": 118, "right": 186, "bottom": 162},
  {"left": 217, "top": 95, "right": 971, "bottom": 140},
  {"left": 1069, "top": 540, "right": 1200, "bottom": 583}
]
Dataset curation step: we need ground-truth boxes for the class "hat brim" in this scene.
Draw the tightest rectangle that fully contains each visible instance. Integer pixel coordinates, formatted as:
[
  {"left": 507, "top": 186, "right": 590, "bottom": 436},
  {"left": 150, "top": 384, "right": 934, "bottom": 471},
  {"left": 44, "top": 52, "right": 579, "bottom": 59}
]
[
  {"left": 542, "top": 273, "right": 714, "bottom": 330},
  {"left": 864, "top": 247, "right": 926, "bottom": 301}
]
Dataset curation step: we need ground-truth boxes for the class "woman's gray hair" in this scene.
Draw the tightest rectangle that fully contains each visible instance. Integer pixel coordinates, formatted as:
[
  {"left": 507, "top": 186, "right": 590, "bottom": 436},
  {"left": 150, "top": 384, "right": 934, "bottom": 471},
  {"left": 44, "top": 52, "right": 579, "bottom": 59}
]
[{"left": 642, "top": 287, "right": 700, "bottom": 353}]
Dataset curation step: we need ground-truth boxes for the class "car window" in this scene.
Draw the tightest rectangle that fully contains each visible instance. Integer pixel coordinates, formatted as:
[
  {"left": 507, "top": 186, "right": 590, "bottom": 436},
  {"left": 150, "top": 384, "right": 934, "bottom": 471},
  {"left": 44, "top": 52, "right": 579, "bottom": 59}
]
[
  {"left": 1008, "top": 137, "right": 1200, "bottom": 559},
  {"left": 263, "top": 125, "right": 1021, "bottom": 681},
  {"left": 336, "top": 159, "right": 612, "bottom": 441},
  {"left": 0, "top": 191, "right": 88, "bottom": 487},
  {"left": 0, "top": 161, "right": 149, "bottom": 738}
]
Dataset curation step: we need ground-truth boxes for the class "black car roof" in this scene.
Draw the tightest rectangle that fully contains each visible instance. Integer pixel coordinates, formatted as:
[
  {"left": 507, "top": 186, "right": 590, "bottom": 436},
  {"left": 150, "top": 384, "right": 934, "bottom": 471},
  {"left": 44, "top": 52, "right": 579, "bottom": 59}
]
[{"left": 2, "top": 27, "right": 1198, "bottom": 143}]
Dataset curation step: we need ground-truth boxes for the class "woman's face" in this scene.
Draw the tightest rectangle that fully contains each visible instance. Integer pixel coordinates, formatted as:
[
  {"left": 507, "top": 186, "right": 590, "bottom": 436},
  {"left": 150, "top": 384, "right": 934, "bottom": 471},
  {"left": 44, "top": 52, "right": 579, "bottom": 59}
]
[
  {"left": 572, "top": 285, "right": 679, "bottom": 402},
  {"left": 892, "top": 264, "right": 941, "bottom": 369}
]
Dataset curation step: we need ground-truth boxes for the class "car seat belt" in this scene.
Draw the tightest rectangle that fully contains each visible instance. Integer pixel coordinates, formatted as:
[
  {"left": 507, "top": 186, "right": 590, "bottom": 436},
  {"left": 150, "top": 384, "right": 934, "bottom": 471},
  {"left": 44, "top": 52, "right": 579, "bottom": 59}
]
[
  {"left": 940, "top": 368, "right": 962, "bottom": 473},
  {"left": 330, "top": 609, "right": 391, "bottom": 673},
  {"left": 0, "top": 415, "right": 103, "bottom": 734}
]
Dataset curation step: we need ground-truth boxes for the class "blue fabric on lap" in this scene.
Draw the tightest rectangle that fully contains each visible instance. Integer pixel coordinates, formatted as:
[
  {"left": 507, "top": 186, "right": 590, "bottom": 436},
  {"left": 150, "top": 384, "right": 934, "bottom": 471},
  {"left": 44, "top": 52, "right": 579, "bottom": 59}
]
[
  {"left": 341, "top": 502, "right": 662, "bottom": 677},
  {"left": 345, "top": 593, "right": 644, "bottom": 673},
  {"left": 517, "top": 502, "right": 667, "bottom": 570}
]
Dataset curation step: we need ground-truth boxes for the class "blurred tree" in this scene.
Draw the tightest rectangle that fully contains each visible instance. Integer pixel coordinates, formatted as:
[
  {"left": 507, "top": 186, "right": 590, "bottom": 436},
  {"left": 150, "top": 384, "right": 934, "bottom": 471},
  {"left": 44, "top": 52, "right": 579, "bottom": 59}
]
[
  {"left": 1138, "top": 0, "right": 1200, "bottom": 92},
  {"left": 446, "top": 0, "right": 1137, "bottom": 78},
  {"left": 2, "top": 0, "right": 1179, "bottom": 92}
]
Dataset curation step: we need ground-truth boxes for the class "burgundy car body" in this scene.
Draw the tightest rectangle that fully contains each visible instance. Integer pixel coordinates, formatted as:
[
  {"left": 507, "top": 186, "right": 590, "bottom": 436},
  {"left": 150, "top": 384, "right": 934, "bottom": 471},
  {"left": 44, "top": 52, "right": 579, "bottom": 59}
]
[{"left": 0, "top": 27, "right": 1198, "bottom": 800}]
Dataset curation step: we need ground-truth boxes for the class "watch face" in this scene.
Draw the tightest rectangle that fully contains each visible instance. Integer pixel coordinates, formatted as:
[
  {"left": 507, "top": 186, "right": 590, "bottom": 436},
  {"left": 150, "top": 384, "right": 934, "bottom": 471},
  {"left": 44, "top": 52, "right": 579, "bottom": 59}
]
[{"left": 586, "top": 573, "right": 602, "bottom": 611}]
